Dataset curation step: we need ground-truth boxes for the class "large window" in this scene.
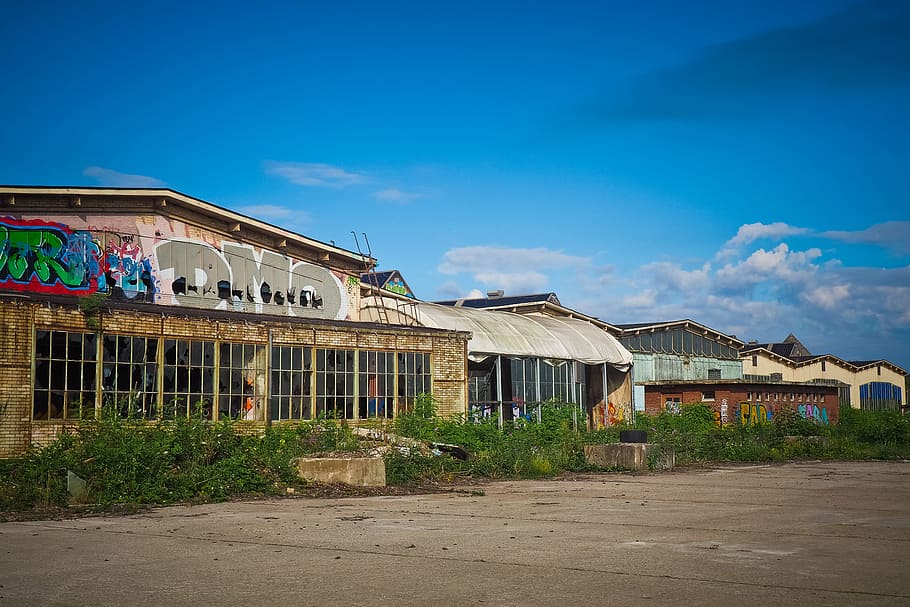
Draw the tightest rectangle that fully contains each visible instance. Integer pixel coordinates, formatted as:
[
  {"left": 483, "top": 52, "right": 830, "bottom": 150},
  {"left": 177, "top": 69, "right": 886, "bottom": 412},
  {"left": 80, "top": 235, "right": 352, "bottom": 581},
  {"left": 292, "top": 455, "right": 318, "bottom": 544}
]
[
  {"left": 359, "top": 350, "right": 395, "bottom": 419},
  {"left": 860, "top": 382, "right": 903, "bottom": 412},
  {"left": 102, "top": 335, "right": 158, "bottom": 418},
  {"left": 162, "top": 339, "right": 215, "bottom": 418},
  {"left": 398, "top": 352, "right": 431, "bottom": 412},
  {"left": 316, "top": 348, "right": 355, "bottom": 419},
  {"left": 509, "top": 357, "right": 581, "bottom": 405},
  {"left": 270, "top": 345, "right": 312, "bottom": 421},
  {"left": 219, "top": 343, "right": 267, "bottom": 421},
  {"left": 33, "top": 330, "right": 97, "bottom": 420},
  {"left": 33, "top": 331, "right": 431, "bottom": 423}
]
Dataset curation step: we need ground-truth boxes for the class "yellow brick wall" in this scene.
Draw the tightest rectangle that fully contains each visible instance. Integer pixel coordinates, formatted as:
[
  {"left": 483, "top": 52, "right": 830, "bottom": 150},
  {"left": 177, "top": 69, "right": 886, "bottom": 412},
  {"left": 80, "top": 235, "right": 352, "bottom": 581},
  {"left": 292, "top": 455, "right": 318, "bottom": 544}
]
[{"left": 0, "top": 300, "right": 469, "bottom": 457}]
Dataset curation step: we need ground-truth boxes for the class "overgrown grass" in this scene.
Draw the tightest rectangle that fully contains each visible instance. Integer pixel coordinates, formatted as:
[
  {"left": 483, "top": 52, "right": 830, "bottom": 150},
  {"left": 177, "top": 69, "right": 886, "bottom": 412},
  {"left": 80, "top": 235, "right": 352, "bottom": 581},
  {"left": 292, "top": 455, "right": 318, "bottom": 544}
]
[
  {"left": 0, "top": 412, "right": 360, "bottom": 511},
  {"left": 630, "top": 403, "right": 910, "bottom": 465},
  {"left": 3, "top": 397, "right": 909, "bottom": 511}
]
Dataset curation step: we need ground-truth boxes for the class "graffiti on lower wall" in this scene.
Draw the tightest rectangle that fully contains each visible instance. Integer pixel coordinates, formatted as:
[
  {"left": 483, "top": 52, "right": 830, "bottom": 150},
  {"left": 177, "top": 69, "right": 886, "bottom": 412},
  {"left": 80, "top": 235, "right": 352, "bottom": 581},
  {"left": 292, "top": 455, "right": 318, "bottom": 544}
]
[
  {"left": 798, "top": 403, "right": 829, "bottom": 424},
  {"left": 739, "top": 402, "right": 772, "bottom": 425},
  {"left": 1, "top": 217, "right": 350, "bottom": 320}
]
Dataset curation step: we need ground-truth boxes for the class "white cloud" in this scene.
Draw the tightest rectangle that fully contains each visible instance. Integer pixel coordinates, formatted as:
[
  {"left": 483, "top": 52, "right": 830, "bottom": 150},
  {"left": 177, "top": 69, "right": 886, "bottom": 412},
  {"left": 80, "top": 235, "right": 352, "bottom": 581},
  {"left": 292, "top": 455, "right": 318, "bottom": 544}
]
[
  {"left": 719, "top": 222, "right": 810, "bottom": 257},
  {"left": 715, "top": 244, "right": 822, "bottom": 291},
  {"left": 439, "top": 246, "right": 588, "bottom": 274},
  {"left": 802, "top": 284, "right": 851, "bottom": 310},
  {"left": 374, "top": 187, "right": 422, "bottom": 203},
  {"left": 83, "top": 166, "right": 165, "bottom": 188},
  {"left": 437, "top": 246, "right": 590, "bottom": 296},
  {"left": 264, "top": 161, "right": 366, "bottom": 187}
]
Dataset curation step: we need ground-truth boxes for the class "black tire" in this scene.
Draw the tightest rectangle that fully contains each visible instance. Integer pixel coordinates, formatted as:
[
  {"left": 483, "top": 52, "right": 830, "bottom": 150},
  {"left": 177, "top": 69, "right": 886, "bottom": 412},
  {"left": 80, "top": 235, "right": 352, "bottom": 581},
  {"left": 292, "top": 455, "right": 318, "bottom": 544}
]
[{"left": 619, "top": 429, "right": 648, "bottom": 443}]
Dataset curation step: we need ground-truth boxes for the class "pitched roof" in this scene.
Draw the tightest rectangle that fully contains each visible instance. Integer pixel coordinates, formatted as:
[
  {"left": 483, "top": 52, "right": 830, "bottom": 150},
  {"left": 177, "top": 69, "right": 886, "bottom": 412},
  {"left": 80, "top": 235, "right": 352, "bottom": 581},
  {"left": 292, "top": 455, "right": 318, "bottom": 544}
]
[{"left": 434, "top": 293, "right": 560, "bottom": 308}]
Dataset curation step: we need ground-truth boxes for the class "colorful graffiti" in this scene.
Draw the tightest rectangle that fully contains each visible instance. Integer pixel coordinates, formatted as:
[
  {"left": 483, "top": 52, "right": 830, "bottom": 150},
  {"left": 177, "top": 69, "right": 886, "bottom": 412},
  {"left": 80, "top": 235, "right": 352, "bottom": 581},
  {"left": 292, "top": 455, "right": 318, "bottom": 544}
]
[
  {"left": 798, "top": 404, "right": 829, "bottom": 424},
  {"left": 100, "top": 234, "right": 155, "bottom": 301},
  {"left": 0, "top": 217, "right": 350, "bottom": 321},
  {"left": 155, "top": 239, "right": 348, "bottom": 319},
  {"left": 739, "top": 402, "right": 771, "bottom": 426},
  {"left": 0, "top": 218, "right": 103, "bottom": 293},
  {"left": 607, "top": 401, "right": 624, "bottom": 425}
]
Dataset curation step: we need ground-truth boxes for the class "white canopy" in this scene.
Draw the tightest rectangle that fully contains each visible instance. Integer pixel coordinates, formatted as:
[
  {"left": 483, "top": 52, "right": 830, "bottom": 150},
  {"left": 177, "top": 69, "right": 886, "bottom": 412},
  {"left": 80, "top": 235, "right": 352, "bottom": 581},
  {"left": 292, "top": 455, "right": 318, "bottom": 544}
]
[{"left": 400, "top": 301, "right": 633, "bottom": 370}]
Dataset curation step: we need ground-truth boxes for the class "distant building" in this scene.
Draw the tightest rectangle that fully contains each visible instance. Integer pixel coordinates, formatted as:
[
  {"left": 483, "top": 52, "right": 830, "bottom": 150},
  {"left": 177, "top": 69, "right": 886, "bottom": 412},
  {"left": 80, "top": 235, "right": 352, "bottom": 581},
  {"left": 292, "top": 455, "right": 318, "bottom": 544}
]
[
  {"left": 740, "top": 336, "right": 907, "bottom": 412},
  {"left": 615, "top": 320, "right": 842, "bottom": 424}
]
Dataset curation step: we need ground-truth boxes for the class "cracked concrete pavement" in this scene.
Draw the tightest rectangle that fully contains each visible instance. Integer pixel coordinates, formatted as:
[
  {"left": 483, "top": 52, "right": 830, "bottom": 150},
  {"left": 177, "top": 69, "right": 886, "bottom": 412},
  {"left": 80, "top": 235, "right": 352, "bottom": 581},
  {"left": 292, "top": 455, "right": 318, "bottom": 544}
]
[{"left": 2, "top": 460, "right": 909, "bottom": 606}]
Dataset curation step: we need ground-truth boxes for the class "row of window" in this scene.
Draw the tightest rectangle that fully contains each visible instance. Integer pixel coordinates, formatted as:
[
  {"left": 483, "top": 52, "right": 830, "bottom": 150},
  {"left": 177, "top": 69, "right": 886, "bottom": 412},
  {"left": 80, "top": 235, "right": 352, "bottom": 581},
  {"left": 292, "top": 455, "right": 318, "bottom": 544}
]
[
  {"left": 620, "top": 329, "right": 739, "bottom": 360},
  {"left": 745, "top": 391, "right": 826, "bottom": 403},
  {"left": 33, "top": 330, "right": 431, "bottom": 422},
  {"left": 510, "top": 358, "right": 585, "bottom": 405}
]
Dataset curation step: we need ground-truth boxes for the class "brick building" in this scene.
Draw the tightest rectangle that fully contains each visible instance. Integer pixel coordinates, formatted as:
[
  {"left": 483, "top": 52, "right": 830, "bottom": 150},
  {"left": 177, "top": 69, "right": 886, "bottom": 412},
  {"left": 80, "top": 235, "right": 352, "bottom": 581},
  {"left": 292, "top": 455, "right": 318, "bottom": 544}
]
[
  {"left": 640, "top": 379, "right": 842, "bottom": 425},
  {"left": 0, "top": 187, "right": 469, "bottom": 457}
]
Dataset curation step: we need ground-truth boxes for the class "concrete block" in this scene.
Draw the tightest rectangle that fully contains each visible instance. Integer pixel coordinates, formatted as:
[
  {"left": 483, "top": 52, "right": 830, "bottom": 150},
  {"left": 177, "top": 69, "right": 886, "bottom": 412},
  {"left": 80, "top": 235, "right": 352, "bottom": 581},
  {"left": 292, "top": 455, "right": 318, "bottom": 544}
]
[
  {"left": 295, "top": 457, "right": 387, "bottom": 487},
  {"left": 583, "top": 443, "right": 675, "bottom": 471}
]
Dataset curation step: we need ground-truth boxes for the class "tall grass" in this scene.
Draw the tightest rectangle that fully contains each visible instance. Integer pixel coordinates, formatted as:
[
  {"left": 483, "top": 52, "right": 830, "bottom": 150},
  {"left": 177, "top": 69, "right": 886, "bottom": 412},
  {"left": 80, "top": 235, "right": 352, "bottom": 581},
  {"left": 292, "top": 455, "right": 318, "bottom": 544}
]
[{"left": 0, "top": 412, "right": 359, "bottom": 511}]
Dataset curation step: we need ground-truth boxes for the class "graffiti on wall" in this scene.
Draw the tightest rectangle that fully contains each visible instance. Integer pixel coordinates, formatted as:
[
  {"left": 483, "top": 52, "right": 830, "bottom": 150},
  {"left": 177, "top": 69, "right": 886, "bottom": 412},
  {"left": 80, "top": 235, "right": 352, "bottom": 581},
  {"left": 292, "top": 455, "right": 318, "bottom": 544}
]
[
  {"left": 155, "top": 239, "right": 347, "bottom": 319},
  {"left": 100, "top": 234, "right": 156, "bottom": 301},
  {"left": 739, "top": 402, "right": 771, "bottom": 426},
  {"left": 738, "top": 401, "right": 830, "bottom": 425},
  {"left": 1, "top": 218, "right": 350, "bottom": 321},
  {"left": 712, "top": 400, "right": 730, "bottom": 427},
  {"left": 798, "top": 404, "right": 829, "bottom": 424},
  {"left": 0, "top": 218, "right": 103, "bottom": 293}
]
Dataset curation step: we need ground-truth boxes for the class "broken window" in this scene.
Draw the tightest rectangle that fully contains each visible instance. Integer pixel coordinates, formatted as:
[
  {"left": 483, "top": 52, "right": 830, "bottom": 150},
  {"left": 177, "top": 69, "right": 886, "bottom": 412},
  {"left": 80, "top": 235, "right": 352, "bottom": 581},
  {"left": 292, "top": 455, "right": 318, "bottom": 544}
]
[
  {"left": 101, "top": 335, "right": 158, "bottom": 418},
  {"left": 270, "top": 345, "right": 312, "bottom": 421},
  {"left": 219, "top": 343, "right": 266, "bottom": 421},
  {"left": 358, "top": 350, "right": 395, "bottom": 419},
  {"left": 162, "top": 339, "right": 215, "bottom": 418},
  {"left": 315, "top": 348, "right": 355, "bottom": 419},
  {"left": 398, "top": 352, "right": 431, "bottom": 412},
  {"left": 33, "top": 330, "right": 97, "bottom": 420}
]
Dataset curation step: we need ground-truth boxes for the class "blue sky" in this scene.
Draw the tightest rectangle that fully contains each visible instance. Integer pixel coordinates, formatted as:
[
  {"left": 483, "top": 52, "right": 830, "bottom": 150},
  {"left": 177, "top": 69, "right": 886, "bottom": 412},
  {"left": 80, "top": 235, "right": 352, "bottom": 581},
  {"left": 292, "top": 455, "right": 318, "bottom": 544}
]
[{"left": 2, "top": 0, "right": 909, "bottom": 370}]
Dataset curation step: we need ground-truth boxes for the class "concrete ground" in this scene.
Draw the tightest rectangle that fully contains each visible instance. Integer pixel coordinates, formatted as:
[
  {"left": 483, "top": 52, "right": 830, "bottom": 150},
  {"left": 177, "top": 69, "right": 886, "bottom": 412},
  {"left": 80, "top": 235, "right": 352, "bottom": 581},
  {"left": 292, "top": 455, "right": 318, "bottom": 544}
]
[{"left": 1, "top": 460, "right": 909, "bottom": 606}]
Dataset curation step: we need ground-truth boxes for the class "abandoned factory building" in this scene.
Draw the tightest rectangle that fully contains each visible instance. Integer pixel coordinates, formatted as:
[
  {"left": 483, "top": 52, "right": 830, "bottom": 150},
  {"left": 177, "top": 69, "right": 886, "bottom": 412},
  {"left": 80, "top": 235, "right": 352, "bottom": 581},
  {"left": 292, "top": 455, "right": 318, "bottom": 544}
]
[{"left": 0, "top": 186, "right": 470, "bottom": 457}]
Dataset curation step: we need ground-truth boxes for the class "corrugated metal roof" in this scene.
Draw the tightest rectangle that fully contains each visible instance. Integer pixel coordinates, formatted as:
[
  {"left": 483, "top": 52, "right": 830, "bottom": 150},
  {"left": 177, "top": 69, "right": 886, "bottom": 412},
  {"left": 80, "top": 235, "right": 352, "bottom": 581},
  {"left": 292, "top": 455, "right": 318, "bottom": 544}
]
[{"left": 413, "top": 301, "right": 632, "bottom": 369}]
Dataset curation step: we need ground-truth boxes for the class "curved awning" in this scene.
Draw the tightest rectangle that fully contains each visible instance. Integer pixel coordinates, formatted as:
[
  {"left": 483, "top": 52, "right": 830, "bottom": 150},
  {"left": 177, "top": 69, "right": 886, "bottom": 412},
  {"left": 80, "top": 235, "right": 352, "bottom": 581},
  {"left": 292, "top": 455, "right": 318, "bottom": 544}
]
[{"left": 384, "top": 300, "right": 632, "bottom": 370}]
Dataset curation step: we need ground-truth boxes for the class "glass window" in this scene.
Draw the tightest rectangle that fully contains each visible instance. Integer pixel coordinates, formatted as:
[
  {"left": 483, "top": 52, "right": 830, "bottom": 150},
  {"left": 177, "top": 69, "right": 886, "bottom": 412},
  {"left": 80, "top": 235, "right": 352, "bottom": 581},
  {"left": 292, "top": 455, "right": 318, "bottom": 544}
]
[
  {"left": 683, "top": 331, "right": 693, "bottom": 355},
  {"left": 398, "top": 351, "right": 431, "bottom": 413},
  {"left": 219, "top": 343, "right": 266, "bottom": 421},
  {"left": 316, "top": 348, "right": 355, "bottom": 419},
  {"left": 162, "top": 339, "right": 215, "bottom": 418},
  {"left": 359, "top": 350, "right": 395, "bottom": 419},
  {"left": 271, "top": 345, "right": 313, "bottom": 421},
  {"left": 639, "top": 333, "right": 652, "bottom": 352},
  {"left": 33, "top": 330, "right": 97, "bottom": 420},
  {"left": 101, "top": 335, "right": 158, "bottom": 418}
]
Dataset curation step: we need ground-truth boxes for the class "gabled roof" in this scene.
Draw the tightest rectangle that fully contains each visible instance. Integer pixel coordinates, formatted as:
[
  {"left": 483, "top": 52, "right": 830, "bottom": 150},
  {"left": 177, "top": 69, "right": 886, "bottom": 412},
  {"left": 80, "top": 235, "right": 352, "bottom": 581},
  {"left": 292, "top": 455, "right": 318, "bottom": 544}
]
[
  {"left": 361, "top": 270, "right": 415, "bottom": 298},
  {"left": 614, "top": 319, "right": 744, "bottom": 347},
  {"left": 740, "top": 346, "right": 908, "bottom": 376},
  {"left": 432, "top": 292, "right": 621, "bottom": 334},
  {"left": 434, "top": 292, "right": 561, "bottom": 308},
  {"left": 0, "top": 185, "right": 370, "bottom": 272}
]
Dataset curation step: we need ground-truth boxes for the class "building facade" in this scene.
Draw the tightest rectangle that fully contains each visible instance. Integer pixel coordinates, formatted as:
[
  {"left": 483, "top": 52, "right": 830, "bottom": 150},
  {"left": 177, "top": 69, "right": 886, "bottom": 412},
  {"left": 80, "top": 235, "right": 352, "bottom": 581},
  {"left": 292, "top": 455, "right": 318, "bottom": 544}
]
[
  {"left": 0, "top": 187, "right": 469, "bottom": 457},
  {"left": 741, "top": 336, "right": 907, "bottom": 412}
]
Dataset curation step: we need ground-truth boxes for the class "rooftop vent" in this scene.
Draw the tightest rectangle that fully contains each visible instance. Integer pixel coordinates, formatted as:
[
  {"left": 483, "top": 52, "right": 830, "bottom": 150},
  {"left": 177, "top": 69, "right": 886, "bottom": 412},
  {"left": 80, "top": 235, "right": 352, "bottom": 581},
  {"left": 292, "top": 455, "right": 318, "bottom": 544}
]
[{"left": 487, "top": 290, "right": 504, "bottom": 299}]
